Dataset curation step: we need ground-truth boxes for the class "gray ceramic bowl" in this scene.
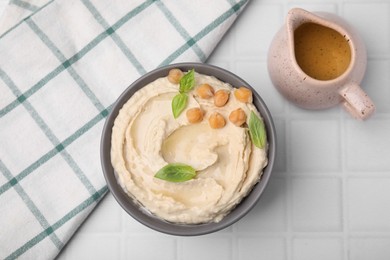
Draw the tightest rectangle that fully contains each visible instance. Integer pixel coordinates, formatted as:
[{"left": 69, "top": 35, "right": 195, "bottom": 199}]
[{"left": 101, "top": 62, "right": 276, "bottom": 236}]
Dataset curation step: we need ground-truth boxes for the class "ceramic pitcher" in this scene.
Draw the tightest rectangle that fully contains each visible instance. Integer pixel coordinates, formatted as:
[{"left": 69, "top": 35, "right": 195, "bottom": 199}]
[{"left": 268, "top": 8, "right": 375, "bottom": 120}]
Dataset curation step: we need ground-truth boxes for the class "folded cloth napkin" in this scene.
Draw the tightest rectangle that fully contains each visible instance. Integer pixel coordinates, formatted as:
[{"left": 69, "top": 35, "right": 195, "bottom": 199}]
[{"left": 0, "top": 0, "right": 248, "bottom": 258}]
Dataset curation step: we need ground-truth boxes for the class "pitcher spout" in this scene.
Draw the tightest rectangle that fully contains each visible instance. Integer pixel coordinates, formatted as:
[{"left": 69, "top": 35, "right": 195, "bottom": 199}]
[{"left": 286, "top": 8, "right": 315, "bottom": 37}]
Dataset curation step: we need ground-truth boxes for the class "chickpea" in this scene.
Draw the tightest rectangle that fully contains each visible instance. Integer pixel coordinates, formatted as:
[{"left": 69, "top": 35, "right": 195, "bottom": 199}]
[
  {"left": 214, "top": 90, "right": 229, "bottom": 107},
  {"left": 234, "top": 87, "right": 252, "bottom": 103},
  {"left": 196, "top": 84, "right": 214, "bottom": 99},
  {"left": 229, "top": 108, "right": 247, "bottom": 126},
  {"left": 208, "top": 112, "right": 226, "bottom": 129},
  {"left": 186, "top": 108, "right": 203, "bottom": 124},
  {"left": 167, "top": 68, "right": 184, "bottom": 84}
]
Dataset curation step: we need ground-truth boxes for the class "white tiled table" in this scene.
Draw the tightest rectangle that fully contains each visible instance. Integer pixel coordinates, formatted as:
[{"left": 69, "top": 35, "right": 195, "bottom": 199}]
[{"left": 3, "top": 0, "right": 390, "bottom": 259}]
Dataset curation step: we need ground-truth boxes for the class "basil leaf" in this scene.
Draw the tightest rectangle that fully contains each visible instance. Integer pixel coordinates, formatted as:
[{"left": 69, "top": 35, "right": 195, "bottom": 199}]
[
  {"left": 154, "top": 163, "right": 196, "bottom": 182},
  {"left": 179, "top": 69, "right": 195, "bottom": 93},
  {"left": 172, "top": 93, "right": 188, "bottom": 118},
  {"left": 248, "top": 111, "right": 267, "bottom": 149}
]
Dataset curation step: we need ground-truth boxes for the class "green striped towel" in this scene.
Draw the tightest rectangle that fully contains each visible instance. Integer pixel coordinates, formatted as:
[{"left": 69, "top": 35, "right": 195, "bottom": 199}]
[{"left": 0, "top": 0, "right": 248, "bottom": 258}]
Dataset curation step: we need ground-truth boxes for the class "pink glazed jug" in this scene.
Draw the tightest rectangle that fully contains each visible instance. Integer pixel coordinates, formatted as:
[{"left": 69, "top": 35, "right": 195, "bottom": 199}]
[{"left": 268, "top": 8, "right": 375, "bottom": 120}]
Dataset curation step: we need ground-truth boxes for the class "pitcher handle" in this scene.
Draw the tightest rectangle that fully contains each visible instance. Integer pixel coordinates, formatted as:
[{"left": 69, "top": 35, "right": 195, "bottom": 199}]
[{"left": 339, "top": 83, "right": 375, "bottom": 120}]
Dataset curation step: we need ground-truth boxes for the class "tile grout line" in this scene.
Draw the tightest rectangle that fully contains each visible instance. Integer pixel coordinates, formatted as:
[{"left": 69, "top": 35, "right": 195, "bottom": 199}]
[
  {"left": 339, "top": 4, "right": 350, "bottom": 259},
  {"left": 281, "top": 1, "right": 294, "bottom": 249},
  {"left": 121, "top": 205, "right": 127, "bottom": 260},
  {"left": 282, "top": 6, "right": 294, "bottom": 250},
  {"left": 337, "top": 105, "right": 349, "bottom": 260},
  {"left": 174, "top": 236, "right": 179, "bottom": 260},
  {"left": 230, "top": 232, "right": 236, "bottom": 260},
  {"left": 285, "top": 111, "right": 293, "bottom": 260}
]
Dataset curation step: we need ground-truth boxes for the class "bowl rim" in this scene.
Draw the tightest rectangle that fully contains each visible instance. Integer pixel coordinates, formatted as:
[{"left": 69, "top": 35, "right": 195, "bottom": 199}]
[{"left": 100, "top": 62, "right": 276, "bottom": 236}]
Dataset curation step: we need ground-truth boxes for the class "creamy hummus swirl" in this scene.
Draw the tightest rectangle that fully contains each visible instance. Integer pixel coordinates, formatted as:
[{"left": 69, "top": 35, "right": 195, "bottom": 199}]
[{"left": 111, "top": 72, "right": 268, "bottom": 224}]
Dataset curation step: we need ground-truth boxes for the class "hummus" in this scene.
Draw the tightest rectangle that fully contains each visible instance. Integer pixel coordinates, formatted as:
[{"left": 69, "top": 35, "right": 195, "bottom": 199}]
[{"left": 111, "top": 70, "right": 268, "bottom": 224}]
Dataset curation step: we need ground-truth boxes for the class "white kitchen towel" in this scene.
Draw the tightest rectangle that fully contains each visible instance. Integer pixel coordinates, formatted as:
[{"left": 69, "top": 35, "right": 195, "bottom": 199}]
[{"left": 0, "top": 0, "right": 248, "bottom": 258}]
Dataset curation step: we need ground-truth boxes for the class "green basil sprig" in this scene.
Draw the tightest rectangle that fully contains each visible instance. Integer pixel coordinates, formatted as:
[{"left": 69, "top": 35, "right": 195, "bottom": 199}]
[
  {"left": 248, "top": 111, "right": 267, "bottom": 149},
  {"left": 171, "top": 69, "right": 195, "bottom": 118},
  {"left": 172, "top": 93, "right": 188, "bottom": 119},
  {"left": 154, "top": 163, "right": 196, "bottom": 182},
  {"left": 179, "top": 69, "right": 195, "bottom": 93}
]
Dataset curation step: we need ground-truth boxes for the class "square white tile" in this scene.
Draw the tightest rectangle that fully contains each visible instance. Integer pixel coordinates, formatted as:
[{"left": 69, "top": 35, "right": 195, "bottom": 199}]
[
  {"left": 349, "top": 237, "right": 390, "bottom": 260},
  {"left": 291, "top": 177, "right": 342, "bottom": 231},
  {"left": 347, "top": 178, "right": 390, "bottom": 231},
  {"left": 289, "top": 120, "right": 341, "bottom": 172},
  {"left": 238, "top": 236, "right": 286, "bottom": 260},
  {"left": 345, "top": 119, "right": 390, "bottom": 171},
  {"left": 180, "top": 237, "right": 232, "bottom": 260},
  {"left": 63, "top": 234, "right": 121, "bottom": 260},
  {"left": 292, "top": 237, "right": 343, "bottom": 260},
  {"left": 125, "top": 235, "right": 177, "bottom": 260}
]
